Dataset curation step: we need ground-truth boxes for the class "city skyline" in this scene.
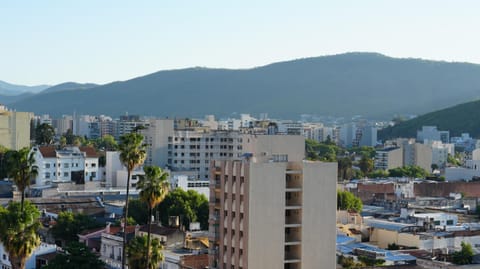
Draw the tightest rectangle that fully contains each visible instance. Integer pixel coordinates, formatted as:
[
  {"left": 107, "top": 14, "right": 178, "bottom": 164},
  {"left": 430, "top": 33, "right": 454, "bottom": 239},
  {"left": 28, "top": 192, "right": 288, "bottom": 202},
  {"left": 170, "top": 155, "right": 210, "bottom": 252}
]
[{"left": 2, "top": 0, "right": 480, "bottom": 85}]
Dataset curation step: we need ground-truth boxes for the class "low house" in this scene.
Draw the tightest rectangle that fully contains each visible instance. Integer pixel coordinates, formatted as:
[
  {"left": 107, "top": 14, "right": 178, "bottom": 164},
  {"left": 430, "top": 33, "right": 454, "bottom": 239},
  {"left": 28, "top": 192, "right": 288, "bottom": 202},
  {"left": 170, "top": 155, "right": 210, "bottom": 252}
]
[{"left": 100, "top": 225, "right": 138, "bottom": 269}]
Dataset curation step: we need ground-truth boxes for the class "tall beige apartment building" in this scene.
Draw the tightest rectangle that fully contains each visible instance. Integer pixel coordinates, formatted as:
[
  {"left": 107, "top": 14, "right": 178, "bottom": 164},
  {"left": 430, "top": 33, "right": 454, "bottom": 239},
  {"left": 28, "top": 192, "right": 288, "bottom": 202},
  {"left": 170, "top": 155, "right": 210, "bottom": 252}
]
[
  {"left": 208, "top": 136, "right": 337, "bottom": 269},
  {"left": 0, "top": 105, "right": 33, "bottom": 150}
]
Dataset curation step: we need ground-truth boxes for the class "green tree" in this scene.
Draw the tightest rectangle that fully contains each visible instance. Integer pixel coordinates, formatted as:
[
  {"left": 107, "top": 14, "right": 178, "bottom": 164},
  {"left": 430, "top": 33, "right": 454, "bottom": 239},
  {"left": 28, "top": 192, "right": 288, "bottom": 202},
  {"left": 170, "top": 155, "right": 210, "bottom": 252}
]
[
  {"left": 337, "top": 190, "right": 363, "bottom": 212},
  {"left": 0, "top": 201, "right": 41, "bottom": 269},
  {"left": 6, "top": 148, "right": 38, "bottom": 211},
  {"left": 157, "top": 188, "right": 209, "bottom": 230},
  {"left": 128, "top": 199, "right": 149, "bottom": 225},
  {"left": 338, "top": 157, "right": 353, "bottom": 181},
  {"left": 118, "top": 132, "right": 146, "bottom": 269},
  {"left": 388, "top": 165, "right": 429, "bottom": 178},
  {"left": 43, "top": 242, "right": 104, "bottom": 269},
  {"left": 431, "top": 163, "right": 439, "bottom": 172},
  {"left": 452, "top": 241, "right": 474, "bottom": 265},
  {"left": 59, "top": 136, "right": 67, "bottom": 148},
  {"left": 137, "top": 166, "right": 169, "bottom": 269},
  {"left": 305, "top": 139, "right": 342, "bottom": 162},
  {"left": 369, "top": 169, "right": 389, "bottom": 179},
  {"left": 97, "top": 134, "right": 118, "bottom": 150},
  {"left": 358, "top": 155, "right": 374, "bottom": 175},
  {"left": 35, "top": 123, "right": 55, "bottom": 145},
  {"left": 50, "top": 212, "right": 101, "bottom": 247},
  {"left": 448, "top": 153, "right": 462, "bottom": 166},
  {"left": 127, "top": 236, "right": 164, "bottom": 269}
]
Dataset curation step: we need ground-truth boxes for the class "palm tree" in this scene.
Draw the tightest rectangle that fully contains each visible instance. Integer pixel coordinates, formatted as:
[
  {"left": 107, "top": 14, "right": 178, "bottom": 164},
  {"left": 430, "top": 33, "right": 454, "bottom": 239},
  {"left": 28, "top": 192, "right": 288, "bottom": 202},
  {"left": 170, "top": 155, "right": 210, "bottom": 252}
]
[
  {"left": 0, "top": 201, "right": 41, "bottom": 269},
  {"left": 7, "top": 148, "right": 38, "bottom": 211},
  {"left": 137, "top": 166, "right": 169, "bottom": 268},
  {"left": 118, "top": 133, "right": 146, "bottom": 269},
  {"left": 127, "top": 236, "right": 164, "bottom": 269}
]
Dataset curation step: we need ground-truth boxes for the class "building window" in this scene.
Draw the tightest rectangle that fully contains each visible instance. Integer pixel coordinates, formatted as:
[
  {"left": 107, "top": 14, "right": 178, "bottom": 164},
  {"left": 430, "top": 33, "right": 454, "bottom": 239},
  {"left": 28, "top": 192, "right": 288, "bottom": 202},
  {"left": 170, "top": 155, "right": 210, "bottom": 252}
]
[
  {"left": 92, "top": 172, "right": 96, "bottom": 177},
  {"left": 45, "top": 172, "right": 50, "bottom": 179},
  {"left": 45, "top": 163, "right": 50, "bottom": 168},
  {"left": 64, "top": 172, "right": 68, "bottom": 177},
  {"left": 91, "top": 163, "right": 96, "bottom": 167}
]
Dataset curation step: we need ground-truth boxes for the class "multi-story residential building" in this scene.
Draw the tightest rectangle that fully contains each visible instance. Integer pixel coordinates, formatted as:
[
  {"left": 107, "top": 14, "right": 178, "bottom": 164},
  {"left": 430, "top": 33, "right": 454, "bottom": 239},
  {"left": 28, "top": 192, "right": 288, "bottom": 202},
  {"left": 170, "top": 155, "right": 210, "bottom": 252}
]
[
  {"left": 31, "top": 146, "right": 99, "bottom": 186},
  {"left": 0, "top": 105, "right": 33, "bottom": 150},
  {"left": 114, "top": 115, "right": 149, "bottom": 139},
  {"left": 417, "top": 126, "right": 450, "bottom": 144},
  {"left": 172, "top": 174, "right": 210, "bottom": 198},
  {"left": 425, "top": 140, "right": 455, "bottom": 168},
  {"left": 52, "top": 115, "right": 73, "bottom": 136},
  {"left": 144, "top": 119, "right": 306, "bottom": 181},
  {"left": 208, "top": 135, "right": 337, "bottom": 269},
  {"left": 374, "top": 147, "right": 403, "bottom": 171}
]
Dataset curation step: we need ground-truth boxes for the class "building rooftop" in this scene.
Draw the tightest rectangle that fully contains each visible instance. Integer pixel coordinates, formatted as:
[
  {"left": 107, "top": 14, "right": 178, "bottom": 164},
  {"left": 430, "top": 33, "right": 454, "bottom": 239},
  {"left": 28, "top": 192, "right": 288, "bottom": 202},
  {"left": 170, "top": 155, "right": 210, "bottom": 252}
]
[{"left": 364, "top": 218, "right": 414, "bottom": 232}]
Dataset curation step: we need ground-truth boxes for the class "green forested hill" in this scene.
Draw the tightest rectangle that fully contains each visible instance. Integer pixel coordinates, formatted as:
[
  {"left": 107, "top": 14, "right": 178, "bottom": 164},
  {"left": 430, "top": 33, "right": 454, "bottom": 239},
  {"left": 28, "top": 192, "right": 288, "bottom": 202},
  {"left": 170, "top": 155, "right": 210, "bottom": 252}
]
[
  {"left": 8, "top": 52, "right": 480, "bottom": 118},
  {"left": 378, "top": 100, "right": 480, "bottom": 140}
]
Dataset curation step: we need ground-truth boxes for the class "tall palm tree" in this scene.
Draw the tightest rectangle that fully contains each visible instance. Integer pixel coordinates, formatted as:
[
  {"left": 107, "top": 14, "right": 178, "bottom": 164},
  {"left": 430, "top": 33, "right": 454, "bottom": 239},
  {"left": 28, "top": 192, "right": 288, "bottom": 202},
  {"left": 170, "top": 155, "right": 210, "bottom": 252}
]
[
  {"left": 7, "top": 148, "right": 39, "bottom": 211},
  {"left": 137, "top": 165, "right": 169, "bottom": 268},
  {"left": 118, "top": 133, "right": 146, "bottom": 269},
  {"left": 0, "top": 201, "right": 41, "bottom": 269},
  {"left": 127, "top": 235, "right": 164, "bottom": 269}
]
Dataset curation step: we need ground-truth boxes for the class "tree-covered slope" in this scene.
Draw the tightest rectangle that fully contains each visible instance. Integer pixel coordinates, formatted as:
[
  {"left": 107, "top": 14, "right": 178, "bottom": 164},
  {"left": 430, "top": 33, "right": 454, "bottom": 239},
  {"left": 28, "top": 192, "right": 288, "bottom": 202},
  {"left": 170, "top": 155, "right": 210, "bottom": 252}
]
[{"left": 378, "top": 99, "right": 480, "bottom": 140}]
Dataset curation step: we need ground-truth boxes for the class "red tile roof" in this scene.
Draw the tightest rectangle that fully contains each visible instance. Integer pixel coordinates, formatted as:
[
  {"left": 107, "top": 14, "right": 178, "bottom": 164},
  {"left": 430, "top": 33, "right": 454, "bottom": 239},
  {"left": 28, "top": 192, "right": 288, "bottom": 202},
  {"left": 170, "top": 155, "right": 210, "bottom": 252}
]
[
  {"left": 38, "top": 146, "right": 57, "bottom": 158},
  {"left": 79, "top": 146, "right": 98, "bottom": 158},
  {"left": 107, "top": 225, "right": 138, "bottom": 235}
]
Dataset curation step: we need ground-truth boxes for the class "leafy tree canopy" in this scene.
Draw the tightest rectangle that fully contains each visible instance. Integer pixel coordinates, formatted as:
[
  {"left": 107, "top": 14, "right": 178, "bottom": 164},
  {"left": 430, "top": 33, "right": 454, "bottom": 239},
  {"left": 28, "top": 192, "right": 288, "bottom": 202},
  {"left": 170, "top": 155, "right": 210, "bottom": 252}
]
[
  {"left": 43, "top": 242, "right": 105, "bottom": 269},
  {"left": 50, "top": 212, "right": 102, "bottom": 246},
  {"left": 35, "top": 123, "right": 55, "bottom": 145},
  {"left": 337, "top": 190, "right": 363, "bottom": 212},
  {"left": 306, "top": 139, "right": 344, "bottom": 162},
  {"left": 388, "top": 165, "right": 429, "bottom": 178},
  {"left": 157, "top": 188, "right": 209, "bottom": 230},
  {"left": 453, "top": 241, "right": 474, "bottom": 265}
]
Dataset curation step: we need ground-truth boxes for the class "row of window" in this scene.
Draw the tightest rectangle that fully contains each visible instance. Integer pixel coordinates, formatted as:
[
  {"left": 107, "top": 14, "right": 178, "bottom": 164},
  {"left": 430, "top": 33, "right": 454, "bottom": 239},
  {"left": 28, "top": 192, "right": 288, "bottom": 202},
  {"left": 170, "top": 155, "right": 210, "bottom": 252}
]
[
  {"left": 44, "top": 162, "right": 96, "bottom": 168},
  {"left": 45, "top": 171, "right": 97, "bottom": 178},
  {"left": 168, "top": 137, "right": 243, "bottom": 143}
]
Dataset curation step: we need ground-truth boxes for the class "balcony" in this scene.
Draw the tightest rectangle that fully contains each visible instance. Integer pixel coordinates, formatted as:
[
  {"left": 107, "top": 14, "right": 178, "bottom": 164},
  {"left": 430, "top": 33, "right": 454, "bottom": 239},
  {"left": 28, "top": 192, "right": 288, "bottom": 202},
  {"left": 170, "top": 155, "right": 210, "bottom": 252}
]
[
  {"left": 285, "top": 227, "right": 301, "bottom": 245},
  {"left": 284, "top": 245, "right": 301, "bottom": 263},
  {"left": 286, "top": 174, "right": 302, "bottom": 189}
]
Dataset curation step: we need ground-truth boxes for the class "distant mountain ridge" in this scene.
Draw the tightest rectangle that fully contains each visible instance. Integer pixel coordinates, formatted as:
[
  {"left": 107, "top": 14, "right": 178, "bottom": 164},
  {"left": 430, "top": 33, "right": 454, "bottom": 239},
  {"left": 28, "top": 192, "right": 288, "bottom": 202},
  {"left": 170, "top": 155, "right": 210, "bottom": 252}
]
[
  {"left": 7, "top": 52, "right": 480, "bottom": 118},
  {"left": 378, "top": 99, "right": 480, "bottom": 140},
  {"left": 40, "top": 82, "right": 98, "bottom": 94},
  {"left": 0, "top": 80, "right": 50, "bottom": 96}
]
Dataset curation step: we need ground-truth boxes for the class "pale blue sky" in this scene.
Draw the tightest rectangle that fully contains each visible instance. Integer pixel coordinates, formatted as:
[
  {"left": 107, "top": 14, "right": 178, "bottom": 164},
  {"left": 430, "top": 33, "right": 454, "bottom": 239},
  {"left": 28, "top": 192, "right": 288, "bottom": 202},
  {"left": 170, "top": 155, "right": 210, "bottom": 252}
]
[{"left": 2, "top": 1, "right": 480, "bottom": 85}]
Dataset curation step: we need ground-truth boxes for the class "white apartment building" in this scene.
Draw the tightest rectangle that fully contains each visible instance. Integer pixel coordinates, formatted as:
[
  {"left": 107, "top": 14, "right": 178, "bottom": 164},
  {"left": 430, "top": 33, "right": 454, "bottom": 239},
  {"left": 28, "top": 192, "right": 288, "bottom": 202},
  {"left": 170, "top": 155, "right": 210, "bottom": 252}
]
[
  {"left": 31, "top": 146, "right": 99, "bottom": 186},
  {"left": 172, "top": 174, "right": 209, "bottom": 198},
  {"left": 104, "top": 151, "right": 144, "bottom": 188},
  {"left": 143, "top": 119, "right": 303, "bottom": 181},
  {"left": 0, "top": 105, "right": 33, "bottom": 150},
  {"left": 417, "top": 126, "right": 450, "bottom": 144},
  {"left": 208, "top": 135, "right": 337, "bottom": 269},
  {"left": 425, "top": 140, "right": 455, "bottom": 168}
]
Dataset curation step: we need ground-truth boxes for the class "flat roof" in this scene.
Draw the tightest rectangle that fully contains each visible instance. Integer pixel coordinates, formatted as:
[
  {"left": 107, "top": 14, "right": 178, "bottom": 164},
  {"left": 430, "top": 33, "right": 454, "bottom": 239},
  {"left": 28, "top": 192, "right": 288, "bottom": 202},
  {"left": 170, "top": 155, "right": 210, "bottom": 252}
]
[{"left": 364, "top": 218, "right": 414, "bottom": 232}]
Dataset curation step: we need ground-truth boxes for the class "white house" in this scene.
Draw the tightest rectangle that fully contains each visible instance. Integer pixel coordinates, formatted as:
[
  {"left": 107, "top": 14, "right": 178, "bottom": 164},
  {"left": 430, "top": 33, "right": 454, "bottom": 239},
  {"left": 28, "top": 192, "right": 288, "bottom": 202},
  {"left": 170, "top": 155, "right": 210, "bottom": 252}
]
[{"left": 31, "top": 146, "right": 99, "bottom": 186}]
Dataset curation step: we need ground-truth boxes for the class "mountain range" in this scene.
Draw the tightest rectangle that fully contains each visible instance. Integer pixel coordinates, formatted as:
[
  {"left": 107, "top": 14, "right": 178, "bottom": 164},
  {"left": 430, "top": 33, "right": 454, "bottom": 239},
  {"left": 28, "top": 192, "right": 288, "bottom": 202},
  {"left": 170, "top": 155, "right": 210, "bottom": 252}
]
[{"left": 4, "top": 52, "right": 480, "bottom": 119}]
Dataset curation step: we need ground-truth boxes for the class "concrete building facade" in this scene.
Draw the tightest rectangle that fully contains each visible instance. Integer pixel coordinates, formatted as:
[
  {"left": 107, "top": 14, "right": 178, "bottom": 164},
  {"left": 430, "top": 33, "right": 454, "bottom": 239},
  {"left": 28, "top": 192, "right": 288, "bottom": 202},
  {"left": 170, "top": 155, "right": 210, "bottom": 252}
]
[
  {"left": 0, "top": 105, "right": 33, "bottom": 150},
  {"left": 208, "top": 136, "right": 337, "bottom": 269}
]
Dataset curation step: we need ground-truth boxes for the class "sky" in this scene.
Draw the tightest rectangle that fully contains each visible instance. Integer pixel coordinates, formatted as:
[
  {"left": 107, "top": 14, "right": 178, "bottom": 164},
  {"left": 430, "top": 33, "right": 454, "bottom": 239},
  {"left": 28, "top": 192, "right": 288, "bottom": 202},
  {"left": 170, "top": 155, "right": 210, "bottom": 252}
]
[{"left": 1, "top": 1, "right": 480, "bottom": 85}]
